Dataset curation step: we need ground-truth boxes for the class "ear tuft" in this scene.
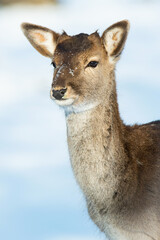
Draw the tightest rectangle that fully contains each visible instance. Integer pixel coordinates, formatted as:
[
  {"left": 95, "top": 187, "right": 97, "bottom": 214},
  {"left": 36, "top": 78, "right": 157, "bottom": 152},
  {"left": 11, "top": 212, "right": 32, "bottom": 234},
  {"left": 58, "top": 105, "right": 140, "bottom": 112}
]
[
  {"left": 102, "top": 20, "right": 130, "bottom": 64},
  {"left": 21, "top": 23, "right": 60, "bottom": 58}
]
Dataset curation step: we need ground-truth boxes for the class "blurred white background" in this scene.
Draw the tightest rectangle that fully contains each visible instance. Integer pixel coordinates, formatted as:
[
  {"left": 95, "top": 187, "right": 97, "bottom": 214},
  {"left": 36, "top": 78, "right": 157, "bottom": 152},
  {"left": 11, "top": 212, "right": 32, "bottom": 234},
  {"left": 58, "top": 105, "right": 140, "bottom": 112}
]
[{"left": 0, "top": 0, "right": 160, "bottom": 239}]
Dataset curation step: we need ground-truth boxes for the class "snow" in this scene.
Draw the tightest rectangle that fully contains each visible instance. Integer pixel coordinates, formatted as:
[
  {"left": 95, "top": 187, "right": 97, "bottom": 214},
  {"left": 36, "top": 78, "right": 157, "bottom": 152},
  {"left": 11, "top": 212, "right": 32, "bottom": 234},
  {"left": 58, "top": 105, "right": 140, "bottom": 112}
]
[
  {"left": 0, "top": 0, "right": 160, "bottom": 240},
  {"left": 69, "top": 68, "right": 74, "bottom": 76},
  {"left": 48, "top": 236, "right": 104, "bottom": 240}
]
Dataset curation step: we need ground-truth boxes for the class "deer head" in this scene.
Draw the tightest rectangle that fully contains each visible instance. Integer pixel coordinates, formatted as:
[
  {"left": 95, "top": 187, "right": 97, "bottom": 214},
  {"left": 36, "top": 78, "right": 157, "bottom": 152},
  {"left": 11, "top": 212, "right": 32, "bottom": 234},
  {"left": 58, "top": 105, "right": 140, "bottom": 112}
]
[{"left": 21, "top": 20, "right": 130, "bottom": 113}]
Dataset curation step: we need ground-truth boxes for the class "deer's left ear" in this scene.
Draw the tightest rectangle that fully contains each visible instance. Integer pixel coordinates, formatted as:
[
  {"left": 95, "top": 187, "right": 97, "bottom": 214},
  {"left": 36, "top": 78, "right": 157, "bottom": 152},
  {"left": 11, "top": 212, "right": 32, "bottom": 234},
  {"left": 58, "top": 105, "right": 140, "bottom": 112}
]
[
  {"left": 102, "top": 20, "right": 130, "bottom": 64},
  {"left": 21, "top": 23, "right": 60, "bottom": 58}
]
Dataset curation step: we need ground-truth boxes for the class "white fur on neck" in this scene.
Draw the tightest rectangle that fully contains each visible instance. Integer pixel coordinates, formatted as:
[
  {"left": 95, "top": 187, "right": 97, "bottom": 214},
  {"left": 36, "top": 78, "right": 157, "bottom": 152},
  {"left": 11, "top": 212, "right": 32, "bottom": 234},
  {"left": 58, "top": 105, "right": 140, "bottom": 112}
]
[{"left": 64, "top": 101, "right": 100, "bottom": 117}]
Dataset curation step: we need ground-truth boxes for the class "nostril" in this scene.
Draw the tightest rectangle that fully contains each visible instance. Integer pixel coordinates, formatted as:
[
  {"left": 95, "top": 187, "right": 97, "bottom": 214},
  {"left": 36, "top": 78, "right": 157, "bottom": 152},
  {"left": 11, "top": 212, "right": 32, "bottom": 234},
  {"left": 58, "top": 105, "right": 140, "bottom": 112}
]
[
  {"left": 59, "top": 88, "right": 67, "bottom": 96},
  {"left": 52, "top": 88, "right": 67, "bottom": 100}
]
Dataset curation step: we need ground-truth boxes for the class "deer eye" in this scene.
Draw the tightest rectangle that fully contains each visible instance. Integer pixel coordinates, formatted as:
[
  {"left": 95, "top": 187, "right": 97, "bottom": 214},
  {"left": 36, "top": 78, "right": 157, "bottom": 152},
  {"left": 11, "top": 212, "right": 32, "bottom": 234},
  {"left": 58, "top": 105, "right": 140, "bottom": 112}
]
[
  {"left": 87, "top": 61, "right": 99, "bottom": 68},
  {"left": 51, "top": 61, "right": 56, "bottom": 68}
]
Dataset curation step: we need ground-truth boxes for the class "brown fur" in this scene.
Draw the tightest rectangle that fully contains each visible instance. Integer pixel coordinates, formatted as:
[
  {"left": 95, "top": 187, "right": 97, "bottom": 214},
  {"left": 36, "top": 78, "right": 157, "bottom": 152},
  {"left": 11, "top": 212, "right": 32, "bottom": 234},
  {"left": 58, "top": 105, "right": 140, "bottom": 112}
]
[{"left": 21, "top": 20, "right": 160, "bottom": 240}]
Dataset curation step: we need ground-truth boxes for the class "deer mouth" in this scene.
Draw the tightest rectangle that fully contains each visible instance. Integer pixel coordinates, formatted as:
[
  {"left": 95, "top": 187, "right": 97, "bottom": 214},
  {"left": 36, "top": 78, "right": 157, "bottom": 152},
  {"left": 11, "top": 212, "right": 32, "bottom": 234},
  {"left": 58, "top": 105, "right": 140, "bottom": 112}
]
[
  {"left": 54, "top": 98, "right": 75, "bottom": 106},
  {"left": 50, "top": 87, "right": 78, "bottom": 106}
]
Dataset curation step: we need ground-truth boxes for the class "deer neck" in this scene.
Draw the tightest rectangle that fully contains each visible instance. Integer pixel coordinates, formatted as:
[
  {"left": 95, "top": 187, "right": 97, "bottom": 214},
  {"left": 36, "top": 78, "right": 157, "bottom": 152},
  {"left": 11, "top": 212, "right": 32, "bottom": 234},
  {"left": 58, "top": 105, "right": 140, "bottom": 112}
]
[{"left": 65, "top": 77, "right": 137, "bottom": 213}]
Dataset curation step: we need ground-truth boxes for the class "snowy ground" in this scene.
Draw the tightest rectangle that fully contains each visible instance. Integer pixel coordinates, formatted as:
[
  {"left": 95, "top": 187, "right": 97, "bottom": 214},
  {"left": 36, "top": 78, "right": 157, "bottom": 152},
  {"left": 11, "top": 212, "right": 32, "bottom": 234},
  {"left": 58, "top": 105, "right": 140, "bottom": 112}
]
[{"left": 0, "top": 0, "right": 160, "bottom": 240}]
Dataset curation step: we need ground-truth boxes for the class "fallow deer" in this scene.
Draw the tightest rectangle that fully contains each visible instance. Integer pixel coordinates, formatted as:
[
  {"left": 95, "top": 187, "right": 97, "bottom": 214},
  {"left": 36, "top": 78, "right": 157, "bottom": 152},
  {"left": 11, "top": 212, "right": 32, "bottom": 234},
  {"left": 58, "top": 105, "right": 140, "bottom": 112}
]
[{"left": 21, "top": 20, "right": 160, "bottom": 240}]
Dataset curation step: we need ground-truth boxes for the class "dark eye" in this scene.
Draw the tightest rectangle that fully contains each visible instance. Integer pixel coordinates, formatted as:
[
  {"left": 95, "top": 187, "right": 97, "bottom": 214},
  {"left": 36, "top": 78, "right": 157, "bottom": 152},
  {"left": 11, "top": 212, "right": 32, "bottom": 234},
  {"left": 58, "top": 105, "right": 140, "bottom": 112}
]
[
  {"left": 51, "top": 61, "right": 56, "bottom": 68},
  {"left": 87, "top": 61, "right": 99, "bottom": 68}
]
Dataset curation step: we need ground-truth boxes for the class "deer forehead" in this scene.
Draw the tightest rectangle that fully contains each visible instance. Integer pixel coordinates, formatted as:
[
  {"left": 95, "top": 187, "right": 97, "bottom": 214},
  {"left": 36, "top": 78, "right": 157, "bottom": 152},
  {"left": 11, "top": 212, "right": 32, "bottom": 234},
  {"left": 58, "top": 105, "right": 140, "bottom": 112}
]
[{"left": 53, "top": 32, "right": 103, "bottom": 65}]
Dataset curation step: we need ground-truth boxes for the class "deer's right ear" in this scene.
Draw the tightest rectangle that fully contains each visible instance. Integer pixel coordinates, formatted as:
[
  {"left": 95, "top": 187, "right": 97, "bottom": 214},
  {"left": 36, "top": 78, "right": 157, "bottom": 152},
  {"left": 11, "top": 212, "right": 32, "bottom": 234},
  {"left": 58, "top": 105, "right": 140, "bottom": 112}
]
[{"left": 21, "top": 23, "right": 60, "bottom": 58}]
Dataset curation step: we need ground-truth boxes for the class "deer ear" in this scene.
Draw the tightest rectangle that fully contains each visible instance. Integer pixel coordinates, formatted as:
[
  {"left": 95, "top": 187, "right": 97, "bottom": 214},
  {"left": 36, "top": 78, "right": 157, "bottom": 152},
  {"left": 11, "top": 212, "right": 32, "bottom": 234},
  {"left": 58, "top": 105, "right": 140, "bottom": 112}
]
[
  {"left": 21, "top": 23, "right": 60, "bottom": 58},
  {"left": 102, "top": 20, "right": 130, "bottom": 63}
]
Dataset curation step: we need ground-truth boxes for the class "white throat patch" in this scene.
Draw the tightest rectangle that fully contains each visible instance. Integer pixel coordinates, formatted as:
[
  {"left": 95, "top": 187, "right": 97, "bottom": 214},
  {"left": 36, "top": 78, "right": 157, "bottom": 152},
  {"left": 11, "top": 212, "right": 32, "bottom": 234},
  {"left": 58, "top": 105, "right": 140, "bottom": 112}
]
[{"left": 64, "top": 101, "right": 100, "bottom": 117}]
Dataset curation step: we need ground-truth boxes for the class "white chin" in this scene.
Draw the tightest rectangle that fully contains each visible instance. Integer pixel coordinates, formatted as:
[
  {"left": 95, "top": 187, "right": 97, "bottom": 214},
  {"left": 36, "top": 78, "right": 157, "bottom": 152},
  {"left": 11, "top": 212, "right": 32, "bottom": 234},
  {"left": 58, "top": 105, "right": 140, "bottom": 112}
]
[{"left": 55, "top": 98, "right": 75, "bottom": 106}]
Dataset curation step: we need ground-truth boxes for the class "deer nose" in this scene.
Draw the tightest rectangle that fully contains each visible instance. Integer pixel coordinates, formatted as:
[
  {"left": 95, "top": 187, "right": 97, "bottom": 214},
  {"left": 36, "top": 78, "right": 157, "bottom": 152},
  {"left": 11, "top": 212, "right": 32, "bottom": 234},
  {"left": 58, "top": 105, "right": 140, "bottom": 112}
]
[{"left": 52, "top": 88, "right": 67, "bottom": 100}]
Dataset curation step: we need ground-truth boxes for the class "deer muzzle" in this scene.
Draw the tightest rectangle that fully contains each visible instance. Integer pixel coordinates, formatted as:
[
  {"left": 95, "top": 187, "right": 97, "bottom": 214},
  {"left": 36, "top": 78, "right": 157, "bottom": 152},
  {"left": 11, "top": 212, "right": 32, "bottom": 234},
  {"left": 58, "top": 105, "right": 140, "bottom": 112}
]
[{"left": 52, "top": 88, "right": 67, "bottom": 100}]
